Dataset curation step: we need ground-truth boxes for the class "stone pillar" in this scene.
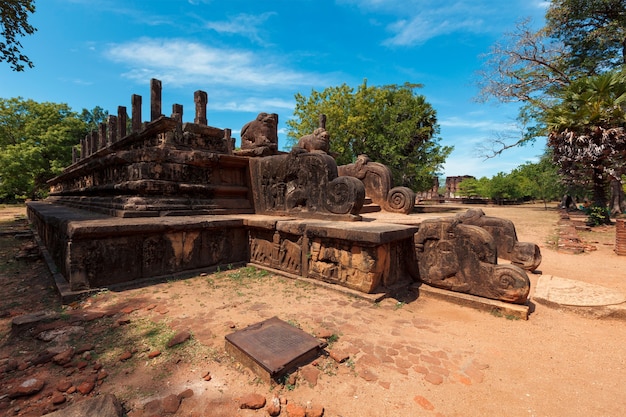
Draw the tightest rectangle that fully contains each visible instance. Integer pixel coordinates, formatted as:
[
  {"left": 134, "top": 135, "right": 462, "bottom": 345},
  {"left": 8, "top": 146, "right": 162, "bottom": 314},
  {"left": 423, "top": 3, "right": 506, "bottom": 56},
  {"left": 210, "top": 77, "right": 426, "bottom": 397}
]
[
  {"left": 80, "top": 136, "right": 87, "bottom": 159},
  {"left": 150, "top": 78, "right": 162, "bottom": 121},
  {"left": 131, "top": 94, "right": 142, "bottom": 133},
  {"left": 224, "top": 128, "right": 233, "bottom": 154},
  {"left": 98, "top": 123, "right": 107, "bottom": 150},
  {"left": 194, "top": 90, "right": 207, "bottom": 125},
  {"left": 107, "top": 115, "right": 118, "bottom": 145},
  {"left": 172, "top": 104, "right": 183, "bottom": 124},
  {"left": 117, "top": 106, "right": 127, "bottom": 139},
  {"left": 90, "top": 131, "right": 98, "bottom": 155},
  {"left": 72, "top": 146, "right": 78, "bottom": 164},
  {"left": 319, "top": 114, "right": 326, "bottom": 129}
]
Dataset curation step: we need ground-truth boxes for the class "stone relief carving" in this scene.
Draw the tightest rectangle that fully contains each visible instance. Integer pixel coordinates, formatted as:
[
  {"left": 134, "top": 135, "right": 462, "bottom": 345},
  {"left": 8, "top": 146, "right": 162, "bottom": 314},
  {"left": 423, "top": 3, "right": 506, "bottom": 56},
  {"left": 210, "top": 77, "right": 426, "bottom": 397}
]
[
  {"left": 338, "top": 154, "right": 416, "bottom": 214},
  {"left": 249, "top": 230, "right": 302, "bottom": 275},
  {"left": 456, "top": 208, "right": 542, "bottom": 271},
  {"left": 307, "top": 238, "right": 387, "bottom": 293},
  {"left": 414, "top": 214, "right": 531, "bottom": 304},
  {"left": 249, "top": 151, "right": 365, "bottom": 219}
]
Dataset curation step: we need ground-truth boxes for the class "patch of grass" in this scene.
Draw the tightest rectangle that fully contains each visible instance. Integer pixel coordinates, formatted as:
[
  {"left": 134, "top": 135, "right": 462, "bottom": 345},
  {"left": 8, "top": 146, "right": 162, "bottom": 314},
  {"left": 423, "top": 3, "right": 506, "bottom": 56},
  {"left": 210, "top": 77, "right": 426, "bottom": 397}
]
[
  {"left": 490, "top": 309, "right": 520, "bottom": 320},
  {"left": 394, "top": 301, "right": 405, "bottom": 310}
]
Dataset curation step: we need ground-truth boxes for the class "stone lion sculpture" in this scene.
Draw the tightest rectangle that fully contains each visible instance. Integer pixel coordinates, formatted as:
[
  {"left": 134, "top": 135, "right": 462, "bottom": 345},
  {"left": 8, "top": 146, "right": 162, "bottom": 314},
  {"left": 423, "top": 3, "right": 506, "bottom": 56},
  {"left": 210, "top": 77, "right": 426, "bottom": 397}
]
[
  {"left": 239, "top": 112, "right": 278, "bottom": 156},
  {"left": 296, "top": 127, "right": 330, "bottom": 153}
]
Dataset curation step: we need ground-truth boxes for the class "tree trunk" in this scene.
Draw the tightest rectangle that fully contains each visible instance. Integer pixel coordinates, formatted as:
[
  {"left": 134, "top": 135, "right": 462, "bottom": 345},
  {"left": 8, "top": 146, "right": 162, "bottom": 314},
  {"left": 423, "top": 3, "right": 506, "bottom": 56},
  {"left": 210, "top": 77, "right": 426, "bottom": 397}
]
[
  {"left": 592, "top": 167, "right": 608, "bottom": 207},
  {"left": 610, "top": 176, "right": 626, "bottom": 217}
]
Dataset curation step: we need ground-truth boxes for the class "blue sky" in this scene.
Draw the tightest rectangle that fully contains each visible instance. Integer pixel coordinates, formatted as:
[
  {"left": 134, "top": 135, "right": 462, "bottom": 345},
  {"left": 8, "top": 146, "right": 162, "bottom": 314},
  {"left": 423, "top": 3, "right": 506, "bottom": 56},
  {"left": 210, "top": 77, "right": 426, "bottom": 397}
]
[{"left": 1, "top": 0, "right": 550, "bottom": 179}]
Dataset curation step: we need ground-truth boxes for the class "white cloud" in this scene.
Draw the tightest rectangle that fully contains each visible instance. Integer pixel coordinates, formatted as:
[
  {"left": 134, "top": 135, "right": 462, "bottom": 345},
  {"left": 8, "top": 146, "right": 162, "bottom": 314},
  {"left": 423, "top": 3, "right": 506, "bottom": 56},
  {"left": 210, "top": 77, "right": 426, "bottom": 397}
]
[
  {"left": 440, "top": 116, "right": 515, "bottom": 132},
  {"left": 215, "top": 97, "right": 294, "bottom": 112},
  {"left": 204, "top": 12, "right": 276, "bottom": 45},
  {"left": 339, "top": 0, "right": 540, "bottom": 46},
  {"left": 104, "top": 38, "right": 327, "bottom": 89}
]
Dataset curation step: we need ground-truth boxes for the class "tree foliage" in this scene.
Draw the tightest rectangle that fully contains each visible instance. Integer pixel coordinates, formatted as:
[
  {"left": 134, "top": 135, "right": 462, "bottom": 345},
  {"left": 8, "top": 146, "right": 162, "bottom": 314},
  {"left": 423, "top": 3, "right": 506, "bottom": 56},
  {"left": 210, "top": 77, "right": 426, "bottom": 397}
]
[
  {"left": 0, "top": 98, "right": 88, "bottom": 200},
  {"left": 544, "top": 70, "right": 626, "bottom": 210},
  {"left": 478, "top": 0, "right": 626, "bottom": 215},
  {"left": 0, "top": 0, "right": 36, "bottom": 71},
  {"left": 457, "top": 152, "right": 564, "bottom": 207},
  {"left": 545, "top": 0, "right": 626, "bottom": 74},
  {"left": 477, "top": 0, "right": 626, "bottom": 155},
  {"left": 287, "top": 81, "right": 452, "bottom": 191}
]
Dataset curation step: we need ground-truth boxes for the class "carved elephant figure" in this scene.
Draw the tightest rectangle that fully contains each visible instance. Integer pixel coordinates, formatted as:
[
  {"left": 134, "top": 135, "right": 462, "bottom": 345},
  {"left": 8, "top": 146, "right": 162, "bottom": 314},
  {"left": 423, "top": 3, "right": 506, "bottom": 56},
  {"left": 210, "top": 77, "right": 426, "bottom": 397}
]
[
  {"left": 414, "top": 216, "right": 531, "bottom": 304},
  {"left": 455, "top": 208, "right": 542, "bottom": 271}
]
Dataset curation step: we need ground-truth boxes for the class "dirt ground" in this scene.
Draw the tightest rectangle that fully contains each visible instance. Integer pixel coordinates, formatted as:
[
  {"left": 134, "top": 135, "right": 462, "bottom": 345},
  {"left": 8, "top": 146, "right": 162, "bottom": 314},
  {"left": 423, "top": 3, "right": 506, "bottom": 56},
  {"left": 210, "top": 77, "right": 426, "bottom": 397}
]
[{"left": 0, "top": 203, "right": 625, "bottom": 417}]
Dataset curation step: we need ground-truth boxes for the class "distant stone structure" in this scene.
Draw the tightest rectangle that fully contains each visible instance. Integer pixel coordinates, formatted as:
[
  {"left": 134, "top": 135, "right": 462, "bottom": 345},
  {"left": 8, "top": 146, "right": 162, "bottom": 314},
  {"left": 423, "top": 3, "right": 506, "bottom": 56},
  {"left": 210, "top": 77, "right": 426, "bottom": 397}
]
[{"left": 445, "top": 175, "right": 474, "bottom": 199}]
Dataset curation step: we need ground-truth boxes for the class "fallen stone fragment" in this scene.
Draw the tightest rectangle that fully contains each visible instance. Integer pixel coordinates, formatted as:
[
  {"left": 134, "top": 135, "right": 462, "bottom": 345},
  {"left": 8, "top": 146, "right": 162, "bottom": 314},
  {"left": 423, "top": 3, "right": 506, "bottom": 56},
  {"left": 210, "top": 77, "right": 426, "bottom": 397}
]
[
  {"left": 77, "top": 379, "right": 95, "bottom": 395},
  {"left": 97, "top": 370, "right": 109, "bottom": 381},
  {"left": 314, "top": 327, "right": 334, "bottom": 339},
  {"left": 37, "top": 326, "right": 85, "bottom": 343},
  {"left": 51, "top": 392, "right": 66, "bottom": 405},
  {"left": 162, "top": 394, "right": 181, "bottom": 414},
  {"left": 31, "top": 350, "right": 56, "bottom": 366},
  {"left": 329, "top": 349, "right": 349, "bottom": 363},
  {"left": 11, "top": 311, "right": 60, "bottom": 332},
  {"left": 75, "top": 344, "right": 95, "bottom": 354},
  {"left": 267, "top": 396, "right": 281, "bottom": 416},
  {"left": 202, "top": 371, "right": 212, "bottom": 381},
  {"left": 43, "top": 394, "right": 123, "bottom": 417},
  {"left": 300, "top": 365, "right": 320, "bottom": 387},
  {"left": 119, "top": 351, "right": 132, "bottom": 361},
  {"left": 305, "top": 404, "right": 324, "bottom": 417},
  {"left": 178, "top": 388, "right": 194, "bottom": 400},
  {"left": 286, "top": 402, "right": 306, "bottom": 417},
  {"left": 167, "top": 330, "right": 191, "bottom": 348},
  {"left": 147, "top": 350, "right": 161, "bottom": 358},
  {"left": 8, "top": 377, "right": 45, "bottom": 398},
  {"left": 239, "top": 393, "right": 266, "bottom": 409},
  {"left": 56, "top": 379, "right": 72, "bottom": 392},
  {"left": 143, "top": 398, "right": 162, "bottom": 415}
]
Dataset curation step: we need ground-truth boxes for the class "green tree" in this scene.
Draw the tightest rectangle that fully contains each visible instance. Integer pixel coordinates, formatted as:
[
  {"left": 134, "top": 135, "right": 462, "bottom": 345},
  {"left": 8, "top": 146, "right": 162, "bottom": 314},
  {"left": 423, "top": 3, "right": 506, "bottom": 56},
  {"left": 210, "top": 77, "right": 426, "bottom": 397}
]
[
  {"left": 545, "top": 0, "right": 626, "bottom": 74},
  {"left": 510, "top": 152, "right": 565, "bottom": 208},
  {"left": 80, "top": 106, "right": 109, "bottom": 131},
  {"left": 0, "top": 0, "right": 36, "bottom": 71},
  {"left": 0, "top": 98, "right": 87, "bottom": 200},
  {"left": 477, "top": 0, "right": 626, "bottom": 155},
  {"left": 287, "top": 81, "right": 452, "bottom": 191},
  {"left": 544, "top": 70, "right": 626, "bottom": 212}
]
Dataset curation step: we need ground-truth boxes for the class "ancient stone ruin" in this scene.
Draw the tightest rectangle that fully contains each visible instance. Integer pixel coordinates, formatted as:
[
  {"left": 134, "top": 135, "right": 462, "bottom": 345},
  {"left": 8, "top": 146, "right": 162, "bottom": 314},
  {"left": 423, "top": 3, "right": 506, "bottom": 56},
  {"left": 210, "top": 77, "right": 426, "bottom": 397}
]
[{"left": 27, "top": 79, "right": 540, "bottom": 313}]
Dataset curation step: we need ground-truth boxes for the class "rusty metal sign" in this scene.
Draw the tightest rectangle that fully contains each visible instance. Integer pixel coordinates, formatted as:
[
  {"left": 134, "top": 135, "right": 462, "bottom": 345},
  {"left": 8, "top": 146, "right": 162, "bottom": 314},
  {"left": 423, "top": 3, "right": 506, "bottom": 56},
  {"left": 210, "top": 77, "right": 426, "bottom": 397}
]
[{"left": 225, "top": 316, "right": 326, "bottom": 382}]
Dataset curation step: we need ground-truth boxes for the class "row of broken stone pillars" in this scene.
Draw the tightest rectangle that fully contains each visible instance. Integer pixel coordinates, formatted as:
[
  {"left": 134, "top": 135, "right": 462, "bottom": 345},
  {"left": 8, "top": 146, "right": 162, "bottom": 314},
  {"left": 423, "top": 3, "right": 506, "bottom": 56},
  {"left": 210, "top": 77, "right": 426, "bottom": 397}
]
[{"left": 73, "top": 78, "right": 213, "bottom": 163}]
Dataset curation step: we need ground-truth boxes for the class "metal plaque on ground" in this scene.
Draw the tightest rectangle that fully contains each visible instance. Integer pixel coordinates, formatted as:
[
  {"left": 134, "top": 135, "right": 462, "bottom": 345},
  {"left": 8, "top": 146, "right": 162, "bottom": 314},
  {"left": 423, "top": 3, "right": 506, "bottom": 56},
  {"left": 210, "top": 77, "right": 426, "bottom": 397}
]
[{"left": 224, "top": 316, "right": 327, "bottom": 382}]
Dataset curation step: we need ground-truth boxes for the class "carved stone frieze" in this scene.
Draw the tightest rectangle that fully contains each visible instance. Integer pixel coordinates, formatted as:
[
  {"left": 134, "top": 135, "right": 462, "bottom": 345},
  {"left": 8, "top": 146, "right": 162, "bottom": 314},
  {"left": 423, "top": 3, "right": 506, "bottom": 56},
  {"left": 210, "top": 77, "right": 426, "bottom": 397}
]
[{"left": 249, "top": 151, "right": 365, "bottom": 220}]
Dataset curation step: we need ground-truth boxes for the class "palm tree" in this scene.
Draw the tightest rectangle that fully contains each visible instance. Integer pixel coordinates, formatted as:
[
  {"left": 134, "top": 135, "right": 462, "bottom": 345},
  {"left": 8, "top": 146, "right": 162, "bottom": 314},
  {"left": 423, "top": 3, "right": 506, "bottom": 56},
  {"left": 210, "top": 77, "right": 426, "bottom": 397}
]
[{"left": 545, "top": 70, "right": 626, "bottom": 215}]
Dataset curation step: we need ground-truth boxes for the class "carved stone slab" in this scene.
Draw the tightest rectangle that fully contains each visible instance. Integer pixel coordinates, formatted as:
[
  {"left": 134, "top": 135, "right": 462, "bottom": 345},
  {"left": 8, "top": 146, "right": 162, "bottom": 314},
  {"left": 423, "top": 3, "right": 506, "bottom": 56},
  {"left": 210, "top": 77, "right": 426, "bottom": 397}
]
[
  {"left": 248, "top": 151, "right": 365, "bottom": 220},
  {"left": 224, "top": 316, "right": 326, "bottom": 383}
]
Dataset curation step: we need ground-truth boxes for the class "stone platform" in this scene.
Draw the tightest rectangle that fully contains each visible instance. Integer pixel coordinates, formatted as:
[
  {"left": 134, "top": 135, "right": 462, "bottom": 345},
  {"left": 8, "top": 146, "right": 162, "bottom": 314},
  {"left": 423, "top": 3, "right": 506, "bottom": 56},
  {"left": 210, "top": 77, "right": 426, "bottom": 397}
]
[{"left": 27, "top": 201, "right": 419, "bottom": 302}]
